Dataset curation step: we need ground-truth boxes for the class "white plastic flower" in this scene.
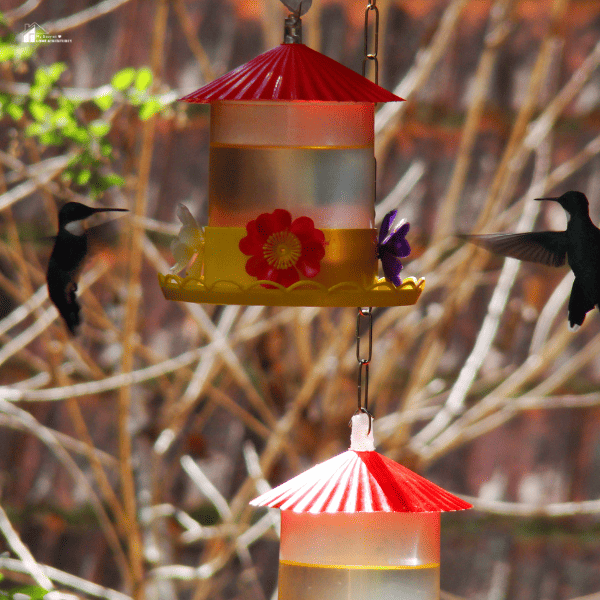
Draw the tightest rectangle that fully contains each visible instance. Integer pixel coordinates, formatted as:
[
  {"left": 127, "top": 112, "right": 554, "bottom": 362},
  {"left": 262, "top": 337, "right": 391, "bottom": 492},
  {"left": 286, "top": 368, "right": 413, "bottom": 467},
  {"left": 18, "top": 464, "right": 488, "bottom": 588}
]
[{"left": 170, "top": 204, "right": 204, "bottom": 274}]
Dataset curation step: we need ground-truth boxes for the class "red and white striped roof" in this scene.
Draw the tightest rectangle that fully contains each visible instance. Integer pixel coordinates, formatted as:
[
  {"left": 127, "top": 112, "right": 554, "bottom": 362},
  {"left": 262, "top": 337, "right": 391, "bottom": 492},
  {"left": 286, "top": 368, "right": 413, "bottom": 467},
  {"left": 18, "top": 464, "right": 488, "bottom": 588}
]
[{"left": 251, "top": 415, "right": 472, "bottom": 513}]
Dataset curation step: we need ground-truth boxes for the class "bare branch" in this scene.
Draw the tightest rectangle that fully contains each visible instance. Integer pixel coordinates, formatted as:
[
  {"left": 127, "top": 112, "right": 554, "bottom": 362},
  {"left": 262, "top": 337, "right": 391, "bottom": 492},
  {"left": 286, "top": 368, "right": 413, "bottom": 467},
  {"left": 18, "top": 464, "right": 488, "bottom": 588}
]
[
  {"left": 0, "top": 155, "right": 73, "bottom": 213},
  {"left": 40, "top": 0, "right": 134, "bottom": 34},
  {"left": 464, "top": 495, "right": 600, "bottom": 517},
  {"left": 181, "top": 455, "right": 232, "bottom": 521},
  {"left": 0, "top": 504, "right": 54, "bottom": 590},
  {"left": 4, "top": 0, "right": 43, "bottom": 24},
  {"left": 375, "top": 0, "right": 470, "bottom": 139},
  {"left": 0, "top": 557, "right": 132, "bottom": 600}
]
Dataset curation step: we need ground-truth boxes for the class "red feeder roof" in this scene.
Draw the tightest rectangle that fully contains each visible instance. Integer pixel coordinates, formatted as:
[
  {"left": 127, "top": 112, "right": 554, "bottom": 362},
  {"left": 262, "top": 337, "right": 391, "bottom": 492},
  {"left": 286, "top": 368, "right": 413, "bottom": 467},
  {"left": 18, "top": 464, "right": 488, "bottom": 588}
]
[
  {"left": 251, "top": 414, "right": 471, "bottom": 514},
  {"left": 181, "top": 43, "right": 403, "bottom": 103},
  {"left": 251, "top": 448, "right": 472, "bottom": 514}
]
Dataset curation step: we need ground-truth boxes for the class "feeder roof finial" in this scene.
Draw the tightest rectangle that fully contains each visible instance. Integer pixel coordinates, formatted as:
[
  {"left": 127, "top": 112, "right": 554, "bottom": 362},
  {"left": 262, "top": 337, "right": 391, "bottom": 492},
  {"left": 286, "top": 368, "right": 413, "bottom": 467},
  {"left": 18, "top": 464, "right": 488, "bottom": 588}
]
[
  {"left": 281, "top": 0, "right": 311, "bottom": 44},
  {"left": 350, "top": 412, "right": 375, "bottom": 452}
]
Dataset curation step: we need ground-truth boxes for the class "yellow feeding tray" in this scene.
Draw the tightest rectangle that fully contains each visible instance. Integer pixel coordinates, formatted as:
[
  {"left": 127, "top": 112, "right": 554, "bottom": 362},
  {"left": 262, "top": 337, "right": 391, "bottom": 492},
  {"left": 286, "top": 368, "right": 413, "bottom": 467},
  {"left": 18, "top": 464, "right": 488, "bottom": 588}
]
[
  {"left": 158, "top": 273, "right": 424, "bottom": 308},
  {"left": 159, "top": 211, "right": 424, "bottom": 307}
]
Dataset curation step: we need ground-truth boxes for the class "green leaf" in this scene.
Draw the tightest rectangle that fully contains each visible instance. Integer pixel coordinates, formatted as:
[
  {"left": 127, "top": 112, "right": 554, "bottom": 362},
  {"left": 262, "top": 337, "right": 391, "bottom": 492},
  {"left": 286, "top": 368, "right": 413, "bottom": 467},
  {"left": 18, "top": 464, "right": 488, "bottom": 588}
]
[
  {"left": 47, "top": 62, "right": 66, "bottom": 82},
  {"left": 6, "top": 103, "right": 24, "bottom": 120},
  {"left": 91, "top": 172, "right": 125, "bottom": 195},
  {"left": 100, "top": 141, "right": 112, "bottom": 156},
  {"left": 58, "top": 95, "right": 76, "bottom": 109},
  {"left": 77, "top": 169, "right": 91, "bottom": 185},
  {"left": 89, "top": 119, "right": 111, "bottom": 138},
  {"left": 94, "top": 92, "right": 114, "bottom": 111},
  {"left": 25, "top": 122, "right": 45, "bottom": 137},
  {"left": 39, "top": 131, "right": 63, "bottom": 146},
  {"left": 0, "top": 43, "right": 15, "bottom": 61},
  {"left": 7, "top": 585, "right": 49, "bottom": 600},
  {"left": 139, "top": 97, "right": 162, "bottom": 120},
  {"left": 34, "top": 68, "right": 52, "bottom": 89},
  {"left": 111, "top": 67, "right": 136, "bottom": 91},
  {"left": 134, "top": 67, "right": 153, "bottom": 91},
  {"left": 51, "top": 108, "right": 72, "bottom": 128},
  {"left": 29, "top": 101, "right": 52, "bottom": 122},
  {"left": 63, "top": 124, "right": 90, "bottom": 144},
  {"left": 29, "top": 83, "right": 48, "bottom": 103},
  {"left": 102, "top": 173, "right": 125, "bottom": 187}
]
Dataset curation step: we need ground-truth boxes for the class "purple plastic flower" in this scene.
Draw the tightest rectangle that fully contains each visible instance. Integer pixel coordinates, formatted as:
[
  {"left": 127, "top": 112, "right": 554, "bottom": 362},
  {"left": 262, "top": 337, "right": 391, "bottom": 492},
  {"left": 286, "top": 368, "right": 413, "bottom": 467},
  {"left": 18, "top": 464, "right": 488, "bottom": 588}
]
[{"left": 377, "top": 210, "right": 411, "bottom": 287}]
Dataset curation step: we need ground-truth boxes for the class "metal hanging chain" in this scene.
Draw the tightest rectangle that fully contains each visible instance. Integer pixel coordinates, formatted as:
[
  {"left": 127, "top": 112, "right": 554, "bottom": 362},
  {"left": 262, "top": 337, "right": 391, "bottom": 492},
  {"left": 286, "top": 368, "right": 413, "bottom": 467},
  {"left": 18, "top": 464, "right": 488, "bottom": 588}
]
[
  {"left": 355, "top": 306, "right": 374, "bottom": 433},
  {"left": 362, "top": 0, "right": 379, "bottom": 85},
  {"left": 355, "top": 1, "right": 379, "bottom": 434}
]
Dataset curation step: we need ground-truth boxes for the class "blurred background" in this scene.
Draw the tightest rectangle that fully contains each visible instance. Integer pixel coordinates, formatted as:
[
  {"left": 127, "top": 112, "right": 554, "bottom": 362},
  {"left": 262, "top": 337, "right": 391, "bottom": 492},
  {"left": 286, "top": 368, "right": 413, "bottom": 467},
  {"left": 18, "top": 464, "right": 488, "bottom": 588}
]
[{"left": 1, "top": 0, "right": 600, "bottom": 599}]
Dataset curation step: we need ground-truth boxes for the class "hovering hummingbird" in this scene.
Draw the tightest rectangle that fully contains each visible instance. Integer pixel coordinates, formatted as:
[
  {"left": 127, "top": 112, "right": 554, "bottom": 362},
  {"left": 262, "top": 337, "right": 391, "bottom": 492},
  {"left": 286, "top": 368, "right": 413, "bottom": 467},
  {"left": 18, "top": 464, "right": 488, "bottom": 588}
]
[
  {"left": 462, "top": 191, "right": 600, "bottom": 330},
  {"left": 46, "top": 202, "right": 128, "bottom": 335}
]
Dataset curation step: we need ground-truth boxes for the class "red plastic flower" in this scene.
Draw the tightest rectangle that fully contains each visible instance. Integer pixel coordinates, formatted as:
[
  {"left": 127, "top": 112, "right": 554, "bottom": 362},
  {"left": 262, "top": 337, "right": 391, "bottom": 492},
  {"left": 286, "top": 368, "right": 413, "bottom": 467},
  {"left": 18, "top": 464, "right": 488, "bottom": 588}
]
[{"left": 239, "top": 209, "right": 326, "bottom": 288}]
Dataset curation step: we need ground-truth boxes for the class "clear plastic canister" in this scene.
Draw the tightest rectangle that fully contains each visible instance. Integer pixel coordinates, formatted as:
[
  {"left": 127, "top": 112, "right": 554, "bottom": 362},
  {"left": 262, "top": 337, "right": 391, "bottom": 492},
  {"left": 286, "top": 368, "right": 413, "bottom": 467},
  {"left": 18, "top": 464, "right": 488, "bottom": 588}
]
[
  {"left": 208, "top": 101, "right": 375, "bottom": 229},
  {"left": 278, "top": 510, "right": 440, "bottom": 600}
]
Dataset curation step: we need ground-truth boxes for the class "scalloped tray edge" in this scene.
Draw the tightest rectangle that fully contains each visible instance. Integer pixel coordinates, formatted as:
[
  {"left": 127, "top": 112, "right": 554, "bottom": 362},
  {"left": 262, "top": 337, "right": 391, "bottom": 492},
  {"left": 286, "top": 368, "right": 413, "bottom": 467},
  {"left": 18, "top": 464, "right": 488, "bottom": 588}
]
[{"left": 158, "top": 273, "right": 425, "bottom": 307}]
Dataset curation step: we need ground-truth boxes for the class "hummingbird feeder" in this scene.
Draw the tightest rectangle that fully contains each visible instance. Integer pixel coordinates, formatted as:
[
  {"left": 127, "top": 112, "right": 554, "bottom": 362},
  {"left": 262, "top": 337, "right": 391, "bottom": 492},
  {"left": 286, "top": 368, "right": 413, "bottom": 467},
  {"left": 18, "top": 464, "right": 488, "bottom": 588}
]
[
  {"left": 160, "top": 1, "right": 470, "bottom": 597},
  {"left": 158, "top": 5, "right": 425, "bottom": 308},
  {"left": 251, "top": 413, "right": 472, "bottom": 600}
]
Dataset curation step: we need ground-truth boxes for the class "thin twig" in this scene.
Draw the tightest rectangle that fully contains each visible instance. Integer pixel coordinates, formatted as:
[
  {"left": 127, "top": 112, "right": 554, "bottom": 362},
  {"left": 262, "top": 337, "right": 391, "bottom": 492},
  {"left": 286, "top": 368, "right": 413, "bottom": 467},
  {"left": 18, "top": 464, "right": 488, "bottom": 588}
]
[
  {"left": 0, "top": 400, "right": 132, "bottom": 587},
  {"left": 464, "top": 495, "right": 600, "bottom": 517},
  {"left": 432, "top": 0, "right": 515, "bottom": 243},
  {"left": 171, "top": 0, "right": 216, "bottom": 83},
  {"left": 412, "top": 125, "right": 552, "bottom": 451},
  {"left": 40, "top": 0, "right": 133, "bottom": 34},
  {"left": 0, "top": 504, "right": 54, "bottom": 590},
  {"left": 0, "top": 155, "right": 73, "bottom": 213},
  {"left": 0, "top": 413, "right": 118, "bottom": 468},
  {"left": 180, "top": 455, "right": 232, "bottom": 521},
  {"left": 4, "top": 0, "right": 43, "bottom": 24},
  {"left": 374, "top": 0, "right": 470, "bottom": 147},
  {"left": 0, "top": 557, "right": 132, "bottom": 600}
]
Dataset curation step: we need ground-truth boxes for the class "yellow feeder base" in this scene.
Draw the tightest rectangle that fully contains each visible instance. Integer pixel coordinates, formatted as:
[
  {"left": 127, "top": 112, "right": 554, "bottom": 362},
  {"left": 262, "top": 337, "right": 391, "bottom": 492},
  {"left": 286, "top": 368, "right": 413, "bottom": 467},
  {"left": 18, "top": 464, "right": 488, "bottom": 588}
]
[{"left": 158, "top": 274, "right": 425, "bottom": 307}]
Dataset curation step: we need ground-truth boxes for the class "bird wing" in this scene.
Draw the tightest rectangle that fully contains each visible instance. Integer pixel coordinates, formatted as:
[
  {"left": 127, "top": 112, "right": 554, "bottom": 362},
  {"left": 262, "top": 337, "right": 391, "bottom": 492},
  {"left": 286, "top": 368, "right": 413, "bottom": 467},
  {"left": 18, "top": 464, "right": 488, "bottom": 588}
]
[
  {"left": 460, "top": 232, "right": 568, "bottom": 267},
  {"left": 46, "top": 264, "right": 82, "bottom": 335}
]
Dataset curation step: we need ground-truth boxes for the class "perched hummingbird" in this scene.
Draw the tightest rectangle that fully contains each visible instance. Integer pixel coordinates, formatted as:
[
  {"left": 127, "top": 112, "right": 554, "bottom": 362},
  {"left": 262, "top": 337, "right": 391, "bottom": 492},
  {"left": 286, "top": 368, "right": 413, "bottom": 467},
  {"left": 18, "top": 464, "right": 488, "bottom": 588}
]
[
  {"left": 462, "top": 191, "right": 600, "bottom": 330},
  {"left": 46, "top": 202, "right": 128, "bottom": 335}
]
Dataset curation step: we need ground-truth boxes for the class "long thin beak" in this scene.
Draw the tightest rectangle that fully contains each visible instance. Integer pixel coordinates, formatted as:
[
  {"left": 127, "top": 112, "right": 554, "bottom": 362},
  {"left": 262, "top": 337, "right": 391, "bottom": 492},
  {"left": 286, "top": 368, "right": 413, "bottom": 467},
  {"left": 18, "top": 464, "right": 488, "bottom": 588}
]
[
  {"left": 534, "top": 197, "right": 559, "bottom": 202},
  {"left": 92, "top": 208, "right": 129, "bottom": 213}
]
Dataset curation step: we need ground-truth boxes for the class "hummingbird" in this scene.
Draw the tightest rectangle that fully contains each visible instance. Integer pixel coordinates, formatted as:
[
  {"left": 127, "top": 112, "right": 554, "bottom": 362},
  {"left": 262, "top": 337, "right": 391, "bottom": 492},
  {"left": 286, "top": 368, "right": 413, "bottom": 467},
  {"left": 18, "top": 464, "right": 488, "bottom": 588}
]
[
  {"left": 46, "top": 202, "right": 128, "bottom": 335},
  {"left": 462, "top": 191, "right": 600, "bottom": 330}
]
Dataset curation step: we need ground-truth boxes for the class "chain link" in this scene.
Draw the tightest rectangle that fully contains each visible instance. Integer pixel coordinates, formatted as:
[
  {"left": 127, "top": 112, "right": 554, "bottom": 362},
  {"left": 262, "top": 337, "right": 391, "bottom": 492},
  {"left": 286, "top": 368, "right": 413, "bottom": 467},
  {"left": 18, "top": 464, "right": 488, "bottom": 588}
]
[
  {"left": 354, "top": 0, "right": 379, "bottom": 433},
  {"left": 362, "top": 1, "right": 379, "bottom": 85},
  {"left": 354, "top": 307, "right": 373, "bottom": 432}
]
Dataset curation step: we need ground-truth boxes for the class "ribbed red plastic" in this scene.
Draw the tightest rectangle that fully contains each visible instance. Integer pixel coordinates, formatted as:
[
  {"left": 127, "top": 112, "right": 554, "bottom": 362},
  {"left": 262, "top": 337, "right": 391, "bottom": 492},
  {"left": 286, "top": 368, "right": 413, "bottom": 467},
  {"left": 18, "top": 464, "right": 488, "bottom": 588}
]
[
  {"left": 251, "top": 449, "right": 472, "bottom": 513},
  {"left": 181, "top": 43, "right": 403, "bottom": 103}
]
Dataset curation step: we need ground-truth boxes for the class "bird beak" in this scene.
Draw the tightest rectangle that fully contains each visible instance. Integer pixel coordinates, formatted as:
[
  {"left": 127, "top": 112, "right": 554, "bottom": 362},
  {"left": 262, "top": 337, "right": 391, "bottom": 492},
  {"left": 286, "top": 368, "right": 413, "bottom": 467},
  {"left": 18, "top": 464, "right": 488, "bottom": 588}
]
[
  {"left": 534, "top": 197, "right": 559, "bottom": 203},
  {"left": 85, "top": 208, "right": 128, "bottom": 229},
  {"left": 92, "top": 208, "right": 129, "bottom": 214}
]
